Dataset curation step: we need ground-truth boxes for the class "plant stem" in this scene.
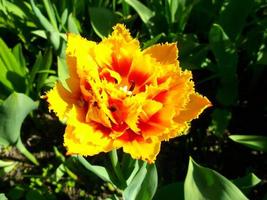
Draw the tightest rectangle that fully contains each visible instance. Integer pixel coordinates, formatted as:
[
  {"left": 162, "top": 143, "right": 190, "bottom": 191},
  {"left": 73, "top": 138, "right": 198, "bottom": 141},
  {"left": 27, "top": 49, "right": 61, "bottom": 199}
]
[{"left": 109, "top": 150, "right": 127, "bottom": 188}]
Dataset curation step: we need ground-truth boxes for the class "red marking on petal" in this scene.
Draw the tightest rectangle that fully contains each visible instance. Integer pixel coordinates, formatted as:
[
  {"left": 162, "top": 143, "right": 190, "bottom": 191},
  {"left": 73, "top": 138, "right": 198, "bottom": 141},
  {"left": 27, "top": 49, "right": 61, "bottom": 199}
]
[
  {"left": 118, "top": 129, "right": 143, "bottom": 142},
  {"left": 112, "top": 54, "right": 132, "bottom": 77},
  {"left": 112, "top": 122, "right": 128, "bottom": 132},
  {"left": 153, "top": 90, "right": 168, "bottom": 103},
  {"left": 93, "top": 122, "right": 112, "bottom": 136},
  {"left": 100, "top": 70, "right": 117, "bottom": 83},
  {"left": 80, "top": 78, "right": 92, "bottom": 101},
  {"left": 128, "top": 71, "right": 149, "bottom": 86},
  {"left": 109, "top": 98, "right": 128, "bottom": 123}
]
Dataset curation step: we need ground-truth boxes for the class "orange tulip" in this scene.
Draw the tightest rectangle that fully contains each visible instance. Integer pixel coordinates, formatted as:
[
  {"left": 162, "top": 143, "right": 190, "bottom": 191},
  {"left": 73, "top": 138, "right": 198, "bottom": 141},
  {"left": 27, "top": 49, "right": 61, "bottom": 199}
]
[{"left": 46, "top": 24, "right": 211, "bottom": 163}]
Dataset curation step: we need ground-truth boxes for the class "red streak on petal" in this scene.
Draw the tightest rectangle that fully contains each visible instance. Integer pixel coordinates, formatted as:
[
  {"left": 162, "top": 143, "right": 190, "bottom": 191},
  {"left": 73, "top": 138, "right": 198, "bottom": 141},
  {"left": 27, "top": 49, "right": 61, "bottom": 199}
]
[
  {"left": 153, "top": 90, "right": 168, "bottom": 103},
  {"left": 112, "top": 54, "right": 131, "bottom": 77},
  {"left": 118, "top": 129, "right": 143, "bottom": 142},
  {"left": 109, "top": 98, "right": 128, "bottom": 123},
  {"left": 128, "top": 71, "right": 149, "bottom": 86},
  {"left": 93, "top": 123, "right": 112, "bottom": 136},
  {"left": 80, "top": 78, "right": 92, "bottom": 101},
  {"left": 100, "top": 70, "right": 117, "bottom": 83},
  {"left": 111, "top": 122, "right": 128, "bottom": 132}
]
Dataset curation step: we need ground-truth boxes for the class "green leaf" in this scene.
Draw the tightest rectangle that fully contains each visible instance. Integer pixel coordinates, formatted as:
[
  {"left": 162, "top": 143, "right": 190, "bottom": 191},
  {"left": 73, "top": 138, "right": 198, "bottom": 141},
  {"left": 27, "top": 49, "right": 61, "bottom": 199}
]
[
  {"left": 67, "top": 13, "right": 80, "bottom": 34},
  {"left": 209, "top": 23, "right": 238, "bottom": 106},
  {"left": 209, "top": 108, "right": 232, "bottom": 137},
  {"left": 154, "top": 182, "right": 184, "bottom": 200},
  {"left": 30, "top": 0, "right": 61, "bottom": 51},
  {"left": 0, "top": 93, "right": 38, "bottom": 146},
  {"left": 26, "top": 190, "right": 46, "bottom": 200},
  {"left": 0, "top": 160, "right": 17, "bottom": 177},
  {"left": 184, "top": 157, "right": 248, "bottom": 200},
  {"left": 36, "top": 48, "right": 53, "bottom": 92},
  {"left": 124, "top": 0, "right": 154, "bottom": 25},
  {"left": 42, "top": 0, "right": 58, "bottom": 31},
  {"left": 0, "top": 38, "right": 26, "bottom": 93},
  {"left": 12, "top": 44, "right": 27, "bottom": 74},
  {"left": 57, "top": 56, "right": 70, "bottom": 91},
  {"left": 0, "top": 93, "right": 39, "bottom": 165},
  {"left": 233, "top": 173, "right": 261, "bottom": 192},
  {"left": 0, "top": 193, "right": 7, "bottom": 200},
  {"left": 123, "top": 163, "right": 158, "bottom": 200},
  {"left": 89, "top": 7, "right": 118, "bottom": 39},
  {"left": 76, "top": 155, "right": 114, "bottom": 183},
  {"left": 218, "top": 0, "right": 254, "bottom": 40},
  {"left": 229, "top": 135, "right": 267, "bottom": 152}
]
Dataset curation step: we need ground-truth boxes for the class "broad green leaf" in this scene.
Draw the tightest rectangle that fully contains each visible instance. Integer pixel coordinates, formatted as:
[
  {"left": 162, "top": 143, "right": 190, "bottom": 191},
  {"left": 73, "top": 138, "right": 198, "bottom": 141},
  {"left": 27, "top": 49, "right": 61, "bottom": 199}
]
[
  {"left": 123, "top": 163, "right": 158, "bottom": 200},
  {"left": 0, "top": 93, "right": 38, "bottom": 146},
  {"left": 209, "top": 24, "right": 238, "bottom": 106},
  {"left": 124, "top": 0, "right": 154, "bottom": 25},
  {"left": 233, "top": 173, "right": 261, "bottom": 193},
  {"left": 154, "top": 182, "right": 184, "bottom": 200},
  {"left": 89, "top": 7, "right": 118, "bottom": 39},
  {"left": 229, "top": 135, "right": 267, "bottom": 152},
  {"left": 0, "top": 93, "right": 39, "bottom": 165},
  {"left": 219, "top": 0, "right": 254, "bottom": 40},
  {"left": 184, "top": 157, "right": 248, "bottom": 200},
  {"left": 76, "top": 155, "right": 114, "bottom": 183}
]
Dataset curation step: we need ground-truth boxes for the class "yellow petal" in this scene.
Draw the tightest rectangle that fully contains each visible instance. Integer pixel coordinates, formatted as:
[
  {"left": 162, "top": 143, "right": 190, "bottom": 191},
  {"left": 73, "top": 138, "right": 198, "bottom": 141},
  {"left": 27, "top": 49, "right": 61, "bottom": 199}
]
[
  {"left": 140, "top": 99, "right": 163, "bottom": 121},
  {"left": 124, "top": 139, "right": 160, "bottom": 163},
  {"left": 124, "top": 93, "right": 146, "bottom": 132},
  {"left": 64, "top": 106, "right": 113, "bottom": 155},
  {"left": 143, "top": 43, "right": 178, "bottom": 65},
  {"left": 114, "top": 136, "right": 160, "bottom": 163},
  {"left": 174, "top": 93, "right": 212, "bottom": 123},
  {"left": 46, "top": 82, "right": 77, "bottom": 120}
]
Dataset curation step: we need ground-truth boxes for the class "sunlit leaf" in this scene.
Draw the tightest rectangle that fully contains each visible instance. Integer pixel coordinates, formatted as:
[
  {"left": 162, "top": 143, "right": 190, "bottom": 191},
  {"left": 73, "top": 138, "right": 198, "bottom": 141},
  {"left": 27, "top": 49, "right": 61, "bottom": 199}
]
[
  {"left": 124, "top": 0, "right": 154, "bottom": 25},
  {"left": 229, "top": 135, "right": 267, "bottom": 152},
  {"left": 233, "top": 173, "right": 261, "bottom": 193},
  {"left": 0, "top": 93, "right": 39, "bottom": 165},
  {"left": 123, "top": 163, "right": 157, "bottom": 200},
  {"left": 76, "top": 155, "right": 114, "bottom": 183},
  {"left": 184, "top": 157, "right": 248, "bottom": 200}
]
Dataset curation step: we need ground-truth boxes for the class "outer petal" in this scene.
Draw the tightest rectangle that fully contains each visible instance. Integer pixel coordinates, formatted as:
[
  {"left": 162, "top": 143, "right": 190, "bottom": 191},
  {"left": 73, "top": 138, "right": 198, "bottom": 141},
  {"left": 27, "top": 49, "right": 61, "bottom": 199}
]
[
  {"left": 174, "top": 93, "right": 211, "bottom": 123},
  {"left": 64, "top": 106, "right": 113, "bottom": 155},
  {"left": 143, "top": 43, "right": 178, "bottom": 65},
  {"left": 114, "top": 131, "right": 160, "bottom": 163},
  {"left": 46, "top": 82, "right": 77, "bottom": 120}
]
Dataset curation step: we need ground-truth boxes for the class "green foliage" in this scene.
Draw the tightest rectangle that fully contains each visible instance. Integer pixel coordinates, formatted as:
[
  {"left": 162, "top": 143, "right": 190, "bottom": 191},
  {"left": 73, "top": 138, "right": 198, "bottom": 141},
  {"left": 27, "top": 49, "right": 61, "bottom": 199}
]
[
  {"left": 229, "top": 135, "right": 267, "bottom": 152},
  {"left": 0, "top": 0, "right": 266, "bottom": 199},
  {"left": 0, "top": 93, "right": 38, "bottom": 165},
  {"left": 184, "top": 157, "right": 248, "bottom": 200}
]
